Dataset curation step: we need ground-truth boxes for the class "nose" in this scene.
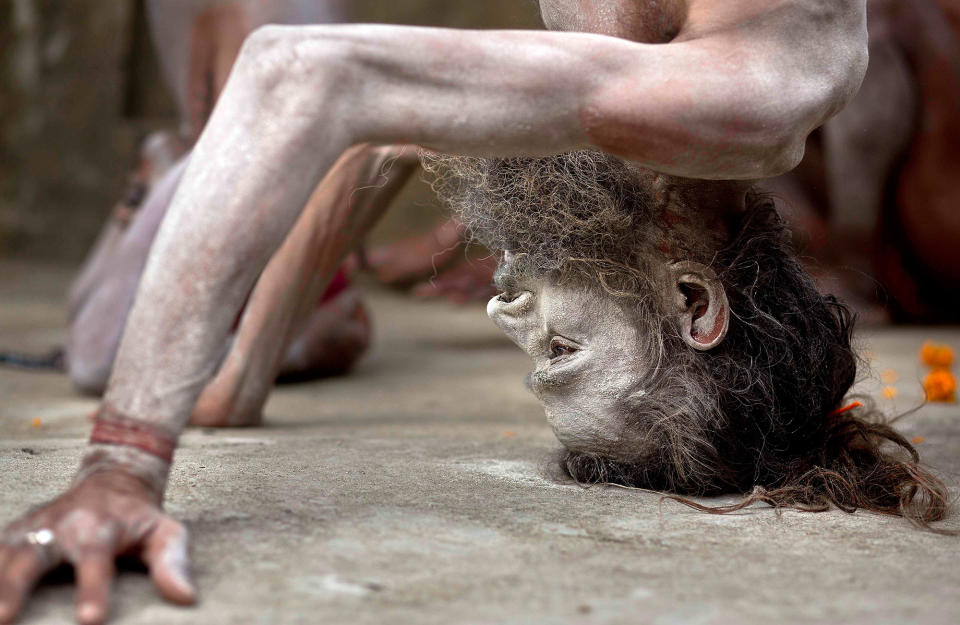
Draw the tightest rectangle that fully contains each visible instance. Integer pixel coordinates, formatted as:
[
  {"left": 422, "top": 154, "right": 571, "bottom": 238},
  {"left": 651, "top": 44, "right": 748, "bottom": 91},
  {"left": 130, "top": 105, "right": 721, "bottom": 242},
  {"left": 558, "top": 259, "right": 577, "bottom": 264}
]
[
  {"left": 487, "top": 290, "right": 536, "bottom": 348},
  {"left": 487, "top": 290, "right": 533, "bottom": 319}
]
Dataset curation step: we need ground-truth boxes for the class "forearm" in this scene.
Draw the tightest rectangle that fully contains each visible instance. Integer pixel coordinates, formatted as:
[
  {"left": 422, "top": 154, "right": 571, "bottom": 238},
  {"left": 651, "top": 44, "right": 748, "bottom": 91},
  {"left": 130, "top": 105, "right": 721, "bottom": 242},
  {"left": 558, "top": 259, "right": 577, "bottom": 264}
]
[
  {"left": 261, "top": 19, "right": 864, "bottom": 177},
  {"left": 205, "top": 144, "right": 418, "bottom": 420},
  {"left": 103, "top": 43, "right": 349, "bottom": 440}
]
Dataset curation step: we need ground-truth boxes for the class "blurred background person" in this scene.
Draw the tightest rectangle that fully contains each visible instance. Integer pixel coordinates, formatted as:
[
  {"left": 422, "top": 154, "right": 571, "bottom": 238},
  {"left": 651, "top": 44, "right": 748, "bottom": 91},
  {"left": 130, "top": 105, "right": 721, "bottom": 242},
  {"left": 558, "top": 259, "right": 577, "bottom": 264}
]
[{"left": 766, "top": 0, "right": 960, "bottom": 324}]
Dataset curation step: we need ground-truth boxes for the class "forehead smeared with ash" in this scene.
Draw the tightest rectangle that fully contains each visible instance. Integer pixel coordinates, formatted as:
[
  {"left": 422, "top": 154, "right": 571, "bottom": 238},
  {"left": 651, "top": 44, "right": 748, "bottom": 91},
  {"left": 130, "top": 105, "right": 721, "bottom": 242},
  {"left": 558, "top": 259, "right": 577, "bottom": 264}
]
[{"left": 421, "top": 150, "right": 746, "bottom": 289}]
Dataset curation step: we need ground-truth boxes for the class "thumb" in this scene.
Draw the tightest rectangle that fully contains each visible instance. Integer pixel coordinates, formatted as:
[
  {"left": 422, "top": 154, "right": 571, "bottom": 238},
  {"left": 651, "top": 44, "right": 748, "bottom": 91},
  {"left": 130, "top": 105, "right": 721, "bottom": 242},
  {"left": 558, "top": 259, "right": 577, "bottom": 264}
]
[{"left": 142, "top": 517, "right": 196, "bottom": 606}]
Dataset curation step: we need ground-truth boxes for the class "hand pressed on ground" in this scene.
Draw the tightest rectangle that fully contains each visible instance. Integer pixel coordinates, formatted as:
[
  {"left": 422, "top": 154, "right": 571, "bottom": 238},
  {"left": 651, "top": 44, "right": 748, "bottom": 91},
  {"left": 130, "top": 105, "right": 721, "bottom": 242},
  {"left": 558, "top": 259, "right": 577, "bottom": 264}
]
[{"left": 0, "top": 470, "right": 194, "bottom": 625}]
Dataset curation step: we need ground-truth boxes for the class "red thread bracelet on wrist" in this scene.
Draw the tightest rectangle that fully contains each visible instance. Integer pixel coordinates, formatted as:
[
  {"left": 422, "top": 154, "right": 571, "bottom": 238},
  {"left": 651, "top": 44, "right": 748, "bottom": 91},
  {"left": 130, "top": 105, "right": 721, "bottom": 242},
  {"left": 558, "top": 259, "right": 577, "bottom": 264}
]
[{"left": 89, "top": 404, "right": 177, "bottom": 464}]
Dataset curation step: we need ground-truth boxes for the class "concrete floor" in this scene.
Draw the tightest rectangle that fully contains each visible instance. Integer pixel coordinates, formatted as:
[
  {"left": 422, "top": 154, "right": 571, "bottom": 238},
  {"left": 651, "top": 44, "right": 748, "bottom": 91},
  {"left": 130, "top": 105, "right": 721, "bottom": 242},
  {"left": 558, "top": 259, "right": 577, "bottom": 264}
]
[{"left": 1, "top": 260, "right": 958, "bottom": 625}]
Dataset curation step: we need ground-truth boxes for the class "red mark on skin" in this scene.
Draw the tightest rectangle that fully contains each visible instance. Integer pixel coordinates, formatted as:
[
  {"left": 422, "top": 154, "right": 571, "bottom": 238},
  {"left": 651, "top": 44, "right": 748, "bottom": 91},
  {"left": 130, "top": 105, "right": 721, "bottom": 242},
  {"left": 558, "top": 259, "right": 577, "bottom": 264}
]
[
  {"left": 90, "top": 405, "right": 178, "bottom": 463},
  {"left": 579, "top": 81, "right": 692, "bottom": 165}
]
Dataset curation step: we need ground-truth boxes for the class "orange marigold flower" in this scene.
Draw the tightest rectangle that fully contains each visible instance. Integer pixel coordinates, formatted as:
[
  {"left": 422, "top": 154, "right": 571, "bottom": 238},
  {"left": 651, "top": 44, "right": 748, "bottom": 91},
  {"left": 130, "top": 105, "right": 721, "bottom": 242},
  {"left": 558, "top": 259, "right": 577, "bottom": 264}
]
[
  {"left": 912, "top": 436, "right": 926, "bottom": 445},
  {"left": 30, "top": 417, "right": 43, "bottom": 429},
  {"left": 920, "top": 341, "right": 954, "bottom": 369},
  {"left": 882, "top": 386, "right": 898, "bottom": 399},
  {"left": 881, "top": 368, "right": 898, "bottom": 384},
  {"left": 923, "top": 369, "right": 957, "bottom": 402}
]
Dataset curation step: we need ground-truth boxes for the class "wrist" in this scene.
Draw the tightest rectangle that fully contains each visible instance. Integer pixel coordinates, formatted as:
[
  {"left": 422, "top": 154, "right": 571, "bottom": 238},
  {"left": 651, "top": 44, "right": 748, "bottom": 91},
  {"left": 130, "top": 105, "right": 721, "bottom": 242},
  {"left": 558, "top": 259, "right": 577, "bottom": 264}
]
[
  {"left": 75, "top": 446, "right": 170, "bottom": 503},
  {"left": 80, "top": 403, "right": 178, "bottom": 502},
  {"left": 89, "top": 403, "right": 178, "bottom": 463}
]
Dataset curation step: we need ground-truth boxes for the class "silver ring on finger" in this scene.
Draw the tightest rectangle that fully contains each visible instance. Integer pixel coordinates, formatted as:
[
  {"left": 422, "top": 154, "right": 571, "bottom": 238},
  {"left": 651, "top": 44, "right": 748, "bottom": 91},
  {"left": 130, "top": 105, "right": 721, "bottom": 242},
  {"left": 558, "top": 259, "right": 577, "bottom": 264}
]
[{"left": 24, "top": 528, "right": 59, "bottom": 566}]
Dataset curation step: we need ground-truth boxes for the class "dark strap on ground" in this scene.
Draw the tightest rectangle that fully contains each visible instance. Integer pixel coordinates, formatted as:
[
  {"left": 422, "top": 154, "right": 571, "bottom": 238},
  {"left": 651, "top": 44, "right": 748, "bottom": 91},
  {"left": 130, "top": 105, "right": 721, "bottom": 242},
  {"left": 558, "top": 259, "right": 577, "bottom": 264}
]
[{"left": 0, "top": 347, "right": 65, "bottom": 371}]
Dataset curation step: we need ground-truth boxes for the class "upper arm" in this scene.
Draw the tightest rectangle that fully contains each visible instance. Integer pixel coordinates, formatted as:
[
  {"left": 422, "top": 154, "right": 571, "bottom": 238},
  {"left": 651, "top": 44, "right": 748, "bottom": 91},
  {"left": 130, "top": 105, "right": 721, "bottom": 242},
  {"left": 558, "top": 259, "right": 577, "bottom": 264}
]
[{"left": 581, "top": 0, "right": 869, "bottom": 178}]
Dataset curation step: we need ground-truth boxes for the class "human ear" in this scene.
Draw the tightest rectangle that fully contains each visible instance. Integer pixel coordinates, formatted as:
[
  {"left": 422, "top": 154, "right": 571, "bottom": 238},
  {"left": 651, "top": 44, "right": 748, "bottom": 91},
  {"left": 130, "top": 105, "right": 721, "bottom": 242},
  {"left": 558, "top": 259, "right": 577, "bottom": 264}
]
[{"left": 667, "top": 261, "right": 730, "bottom": 351}]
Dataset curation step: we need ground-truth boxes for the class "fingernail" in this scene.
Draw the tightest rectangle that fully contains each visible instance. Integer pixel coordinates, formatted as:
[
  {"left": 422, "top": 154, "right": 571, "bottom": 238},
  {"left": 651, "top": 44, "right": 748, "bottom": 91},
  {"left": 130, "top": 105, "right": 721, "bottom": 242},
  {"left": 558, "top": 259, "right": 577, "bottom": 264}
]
[{"left": 172, "top": 576, "right": 198, "bottom": 604}]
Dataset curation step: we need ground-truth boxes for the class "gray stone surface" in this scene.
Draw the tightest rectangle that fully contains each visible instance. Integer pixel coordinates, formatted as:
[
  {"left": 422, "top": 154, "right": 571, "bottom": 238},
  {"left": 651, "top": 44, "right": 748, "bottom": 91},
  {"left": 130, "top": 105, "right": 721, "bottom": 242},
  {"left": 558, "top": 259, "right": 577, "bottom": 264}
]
[{"left": 1, "top": 260, "right": 958, "bottom": 625}]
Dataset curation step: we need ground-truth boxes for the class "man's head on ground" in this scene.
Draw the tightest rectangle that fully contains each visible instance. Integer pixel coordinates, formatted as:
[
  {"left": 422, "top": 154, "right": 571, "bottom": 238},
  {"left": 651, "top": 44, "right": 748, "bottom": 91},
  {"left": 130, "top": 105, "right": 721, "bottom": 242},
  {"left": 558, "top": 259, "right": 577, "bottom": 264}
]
[{"left": 423, "top": 149, "right": 952, "bottom": 530}]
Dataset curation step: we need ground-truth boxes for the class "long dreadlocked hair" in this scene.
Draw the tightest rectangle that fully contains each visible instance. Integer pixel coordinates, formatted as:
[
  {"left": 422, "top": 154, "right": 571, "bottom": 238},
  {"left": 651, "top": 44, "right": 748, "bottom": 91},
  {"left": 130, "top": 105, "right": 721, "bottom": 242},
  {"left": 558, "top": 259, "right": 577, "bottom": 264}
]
[{"left": 564, "top": 195, "right": 954, "bottom": 532}]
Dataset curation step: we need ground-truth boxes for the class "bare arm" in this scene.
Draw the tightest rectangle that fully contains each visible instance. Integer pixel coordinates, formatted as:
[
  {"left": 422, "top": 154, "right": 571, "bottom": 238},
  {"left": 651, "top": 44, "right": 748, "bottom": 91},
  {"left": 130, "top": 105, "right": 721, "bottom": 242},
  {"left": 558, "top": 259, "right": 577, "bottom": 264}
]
[
  {"left": 112, "top": 0, "right": 867, "bottom": 415},
  {"left": 191, "top": 144, "right": 419, "bottom": 426},
  {"left": 1, "top": 2, "right": 868, "bottom": 621},
  {"left": 106, "top": 0, "right": 866, "bottom": 421}
]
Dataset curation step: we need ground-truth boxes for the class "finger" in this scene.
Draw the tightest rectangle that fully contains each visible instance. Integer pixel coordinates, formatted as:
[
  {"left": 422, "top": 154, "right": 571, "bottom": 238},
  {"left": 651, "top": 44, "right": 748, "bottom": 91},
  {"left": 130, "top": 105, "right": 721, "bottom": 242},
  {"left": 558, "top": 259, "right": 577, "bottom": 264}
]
[
  {"left": 143, "top": 518, "right": 195, "bottom": 606},
  {"left": 0, "top": 547, "right": 49, "bottom": 624},
  {"left": 74, "top": 551, "right": 114, "bottom": 625}
]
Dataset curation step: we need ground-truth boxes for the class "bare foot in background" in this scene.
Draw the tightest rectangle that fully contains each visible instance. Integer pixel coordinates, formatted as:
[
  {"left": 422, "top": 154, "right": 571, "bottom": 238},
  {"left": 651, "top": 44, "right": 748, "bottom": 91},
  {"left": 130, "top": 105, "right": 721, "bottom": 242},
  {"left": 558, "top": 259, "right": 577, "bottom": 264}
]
[
  {"left": 411, "top": 256, "right": 498, "bottom": 305},
  {"left": 359, "top": 218, "right": 464, "bottom": 286}
]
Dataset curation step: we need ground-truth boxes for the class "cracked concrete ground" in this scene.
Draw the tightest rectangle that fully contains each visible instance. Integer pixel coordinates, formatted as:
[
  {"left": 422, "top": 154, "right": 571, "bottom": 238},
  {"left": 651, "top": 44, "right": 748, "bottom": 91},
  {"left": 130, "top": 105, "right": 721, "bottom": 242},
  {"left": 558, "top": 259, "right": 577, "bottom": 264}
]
[{"left": 1, "top": 260, "right": 958, "bottom": 625}]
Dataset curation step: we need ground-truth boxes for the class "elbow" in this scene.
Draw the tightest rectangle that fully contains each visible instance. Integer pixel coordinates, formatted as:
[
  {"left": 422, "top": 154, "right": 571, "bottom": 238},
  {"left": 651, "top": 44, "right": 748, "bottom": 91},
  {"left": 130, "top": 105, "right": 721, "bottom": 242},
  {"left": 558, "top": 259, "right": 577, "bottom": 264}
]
[
  {"left": 581, "top": 89, "right": 810, "bottom": 180},
  {"left": 235, "top": 25, "right": 311, "bottom": 100},
  {"left": 232, "top": 25, "right": 353, "bottom": 133},
  {"left": 237, "top": 25, "right": 305, "bottom": 88},
  {"left": 741, "top": 131, "right": 807, "bottom": 179}
]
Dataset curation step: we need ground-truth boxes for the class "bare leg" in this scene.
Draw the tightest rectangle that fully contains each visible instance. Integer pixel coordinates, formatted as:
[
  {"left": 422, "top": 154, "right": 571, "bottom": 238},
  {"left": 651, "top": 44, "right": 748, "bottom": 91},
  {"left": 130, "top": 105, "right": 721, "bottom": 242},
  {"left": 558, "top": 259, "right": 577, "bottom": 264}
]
[
  {"left": 820, "top": 6, "right": 915, "bottom": 296},
  {"left": 894, "top": 0, "right": 960, "bottom": 286},
  {"left": 360, "top": 218, "right": 464, "bottom": 286}
]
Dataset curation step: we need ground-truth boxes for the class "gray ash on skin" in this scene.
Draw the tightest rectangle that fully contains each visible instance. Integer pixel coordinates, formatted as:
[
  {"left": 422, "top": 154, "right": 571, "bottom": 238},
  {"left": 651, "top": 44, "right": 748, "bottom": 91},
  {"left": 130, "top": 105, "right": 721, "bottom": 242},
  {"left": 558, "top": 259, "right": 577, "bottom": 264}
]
[{"left": 423, "top": 150, "right": 953, "bottom": 531}]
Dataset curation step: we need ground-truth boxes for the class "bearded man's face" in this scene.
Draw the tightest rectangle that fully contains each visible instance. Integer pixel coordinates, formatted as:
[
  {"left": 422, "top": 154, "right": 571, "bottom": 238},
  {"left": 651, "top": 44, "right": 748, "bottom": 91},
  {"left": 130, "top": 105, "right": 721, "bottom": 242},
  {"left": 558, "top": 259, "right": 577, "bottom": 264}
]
[
  {"left": 487, "top": 256, "right": 651, "bottom": 457},
  {"left": 423, "top": 150, "right": 739, "bottom": 477}
]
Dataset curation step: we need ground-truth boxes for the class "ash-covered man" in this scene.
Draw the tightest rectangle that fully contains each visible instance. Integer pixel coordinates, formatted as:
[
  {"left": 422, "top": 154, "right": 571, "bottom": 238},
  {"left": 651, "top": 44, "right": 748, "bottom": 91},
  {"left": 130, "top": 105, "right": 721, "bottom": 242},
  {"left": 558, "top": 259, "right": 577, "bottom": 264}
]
[
  {"left": 66, "top": 0, "right": 382, "bottom": 425},
  {"left": 6, "top": 1, "right": 949, "bottom": 624}
]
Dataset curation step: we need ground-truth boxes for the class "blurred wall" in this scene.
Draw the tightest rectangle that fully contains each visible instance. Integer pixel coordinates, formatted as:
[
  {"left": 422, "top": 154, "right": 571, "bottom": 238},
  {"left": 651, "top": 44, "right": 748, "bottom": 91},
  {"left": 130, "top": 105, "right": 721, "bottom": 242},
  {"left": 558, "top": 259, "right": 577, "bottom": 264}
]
[{"left": 0, "top": 0, "right": 542, "bottom": 262}]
